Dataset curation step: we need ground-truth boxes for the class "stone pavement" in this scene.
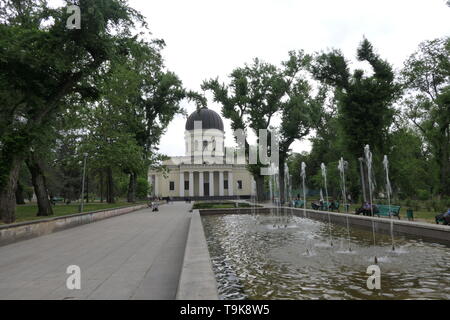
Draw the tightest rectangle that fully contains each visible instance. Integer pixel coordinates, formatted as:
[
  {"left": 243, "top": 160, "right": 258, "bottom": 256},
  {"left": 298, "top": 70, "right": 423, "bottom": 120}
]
[{"left": 0, "top": 202, "right": 192, "bottom": 300}]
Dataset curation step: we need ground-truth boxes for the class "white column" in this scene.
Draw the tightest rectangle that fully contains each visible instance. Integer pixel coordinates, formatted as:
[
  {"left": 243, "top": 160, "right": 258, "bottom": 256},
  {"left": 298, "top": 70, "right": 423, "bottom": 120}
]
[
  {"left": 154, "top": 174, "right": 159, "bottom": 197},
  {"left": 179, "top": 171, "right": 184, "bottom": 197},
  {"left": 219, "top": 171, "right": 224, "bottom": 196},
  {"left": 228, "top": 171, "right": 234, "bottom": 196},
  {"left": 199, "top": 172, "right": 204, "bottom": 197},
  {"left": 189, "top": 171, "right": 194, "bottom": 197},
  {"left": 209, "top": 171, "right": 214, "bottom": 197}
]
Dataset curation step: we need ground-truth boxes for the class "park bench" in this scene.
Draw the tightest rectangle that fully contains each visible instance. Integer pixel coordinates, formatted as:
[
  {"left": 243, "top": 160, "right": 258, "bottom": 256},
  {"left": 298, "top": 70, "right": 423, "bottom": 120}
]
[
  {"left": 294, "top": 200, "right": 305, "bottom": 208},
  {"left": 324, "top": 201, "right": 340, "bottom": 212},
  {"left": 311, "top": 201, "right": 340, "bottom": 211},
  {"left": 375, "top": 204, "right": 401, "bottom": 219},
  {"left": 50, "top": 197, "right": 64, "bottom": 205}
]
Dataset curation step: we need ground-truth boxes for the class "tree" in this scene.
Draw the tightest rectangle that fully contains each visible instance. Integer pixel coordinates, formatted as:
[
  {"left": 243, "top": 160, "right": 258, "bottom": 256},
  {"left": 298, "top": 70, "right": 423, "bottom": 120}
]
[
  {"left": 311, "top": 38, "right": 401, "bottom": 198},
  {"left": 0, "top": 0, "right": 146, "bottom": 223},
  {"left": 277, "top": 51, "right": 324, "bottom": 203},
  {"left": 204, "top": 53, "right": 324, "bottom": 202},
  {"left": 203, "top": 59, "right": 284, "bottom": 201},
  {"left": 311, "top": 38, "right": 401, "bottom": 159},
  {"left": 402, "top": 37, "right": 450, "bottom": 197},
  {"left": 86, "top": 38, "right": 203, "bottom": 203}
]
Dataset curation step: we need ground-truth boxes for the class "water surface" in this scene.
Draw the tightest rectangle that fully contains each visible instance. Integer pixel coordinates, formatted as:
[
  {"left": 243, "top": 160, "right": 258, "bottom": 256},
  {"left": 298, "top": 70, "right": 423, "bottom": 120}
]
[{"left": 202, "top": 213, "right": 450, "bottom": 300}]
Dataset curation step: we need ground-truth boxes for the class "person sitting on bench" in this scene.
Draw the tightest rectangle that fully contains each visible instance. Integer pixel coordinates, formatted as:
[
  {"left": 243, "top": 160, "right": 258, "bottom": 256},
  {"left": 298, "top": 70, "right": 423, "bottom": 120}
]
[
  {"left": 356, "top": 202, "right": 370, "bottom": 215},
  {"left": 436, "top": 209, "right": 450, "bottom": 225},
  {"left": 311, "top": 200, "right": 323, "bottom": 210},
  {"left": 329, "top": 199, "right": 338, "bottom": 212}
]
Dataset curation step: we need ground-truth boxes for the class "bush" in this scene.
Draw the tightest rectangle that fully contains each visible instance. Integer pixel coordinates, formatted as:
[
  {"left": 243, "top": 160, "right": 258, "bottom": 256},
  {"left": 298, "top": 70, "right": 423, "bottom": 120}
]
[
  {"left": 425, "top": 200, "right": 433, "bottom": 212},
  {"left": 431, "top": 200, "right": 446, "bottom": 213},
  {"left": 405, "top": 198, "right": 412, "bottom": 208},
  {"left": 417, "top": 189, "right": 431, "bottom": 201},
  {"left": 411, "top": 200, "right": 420, "bottom": 211},
  {"left": 136, "top": 178, "right": 150, "bottom": 200}
]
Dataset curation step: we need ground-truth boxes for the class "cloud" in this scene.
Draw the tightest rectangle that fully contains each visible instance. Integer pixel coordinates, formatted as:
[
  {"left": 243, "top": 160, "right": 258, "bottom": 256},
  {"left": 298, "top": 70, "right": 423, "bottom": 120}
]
[{"left": 113, "top": 1, "right": 450, "bottom": 156}]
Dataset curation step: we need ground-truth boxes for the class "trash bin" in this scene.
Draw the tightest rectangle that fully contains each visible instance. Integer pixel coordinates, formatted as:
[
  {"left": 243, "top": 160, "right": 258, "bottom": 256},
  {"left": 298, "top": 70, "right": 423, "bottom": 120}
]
[{"left": 406, "top": 209, "right": 414, "bottom": 221}]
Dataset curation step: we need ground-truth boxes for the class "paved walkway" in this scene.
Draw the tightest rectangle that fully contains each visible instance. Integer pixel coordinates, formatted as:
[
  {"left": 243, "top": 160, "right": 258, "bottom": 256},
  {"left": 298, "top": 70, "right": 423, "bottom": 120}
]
[{"left": 0, "top": 202, "right": 192, "bottom": 300}]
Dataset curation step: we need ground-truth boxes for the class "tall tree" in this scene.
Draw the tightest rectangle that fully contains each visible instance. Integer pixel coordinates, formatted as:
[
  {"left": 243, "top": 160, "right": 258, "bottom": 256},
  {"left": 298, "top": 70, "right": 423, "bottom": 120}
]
[
  {"left": 203, "top": 59, "right": 284, "bottom": 201},
  {"left": 0, "top": 0, "right": 146, "bottom": 223},
  {"left": 277, "top": 51, "right": 324, "bottom": 203},
  {"left": 204, "top": 53, "right": 323, "bottom": 202},
  {"left": 402, "top": 37, "right": 450, "bottom": 197},
  {"left": 311, "top": 38, "right": 401, "bottom": 198},
  {"left": 311, "top": 38, "right": 401, "bottom": 159}
]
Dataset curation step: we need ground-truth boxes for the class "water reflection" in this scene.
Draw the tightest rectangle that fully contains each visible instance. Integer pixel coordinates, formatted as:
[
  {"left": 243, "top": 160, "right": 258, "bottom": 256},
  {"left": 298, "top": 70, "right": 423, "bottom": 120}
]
[{"left": 202, "top": 214, "right": 450, "bottom": 300}]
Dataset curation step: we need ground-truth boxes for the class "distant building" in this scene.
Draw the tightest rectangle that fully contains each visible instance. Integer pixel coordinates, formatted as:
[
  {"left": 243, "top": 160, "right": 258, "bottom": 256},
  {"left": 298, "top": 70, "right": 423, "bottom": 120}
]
[{"left": 148, "top": 107, "right": 253, "bottom": 200}]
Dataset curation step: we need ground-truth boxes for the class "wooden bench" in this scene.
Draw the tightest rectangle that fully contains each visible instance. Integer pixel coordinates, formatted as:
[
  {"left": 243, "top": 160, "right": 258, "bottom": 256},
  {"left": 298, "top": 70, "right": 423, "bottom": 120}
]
[
  {"left": 311, "top": 201, "right": 340, "bottom": 211},
  {"left": 375, "top": 205, "right": 401, "bottom": 219},
  {"left": 324, "top": 201, "right": 340, "bottom": 212},
  {"left": 294, "top": 200, "right": 305, "bottom": 208}
]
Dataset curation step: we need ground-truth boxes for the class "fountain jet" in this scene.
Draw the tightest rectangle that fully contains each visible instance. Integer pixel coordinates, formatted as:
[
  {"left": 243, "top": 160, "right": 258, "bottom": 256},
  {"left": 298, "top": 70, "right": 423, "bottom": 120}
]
[
  {"left": 383, "top": 155, "right": 395, "bottom": 251},
  {"left": 338, "top": 158, "right": 351, "bottom": 252},
  {"left": 364, "top": 145, "right": 377, "bottom": 262},
  {"left": 301, "top": 162, "right": 307, "bottom": 219},
  {"left": 321, "top": 163, "right": 333, "bottom": 247}
]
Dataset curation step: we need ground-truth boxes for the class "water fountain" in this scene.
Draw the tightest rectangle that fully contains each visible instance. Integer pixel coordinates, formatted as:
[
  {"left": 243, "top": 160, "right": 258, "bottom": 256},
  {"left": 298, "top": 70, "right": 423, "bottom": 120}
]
[
  {"left": 269, "top": 176, "right": 275, "bottom": 227},
  {"left": 274, "top": 172, "right": 283, "bottom": 228},
  {"left": 383, "top": 155, "right": 396, "bottom": 252},
  {"left": 338, "top": 158, "right": 352, "bottom": 252},
  {"left": 364, "top": 145, "right": 378, "bottom": 264},
  {"left": 251, "top": 178, "right": 257, "bottom": 221},
  {"left": 301, "top": 162, "right": 307, "bottom": 219},
  {"left": 321, "top": 163, "right": 333, "bottom": 247},
  {"left": 201, "top": 151, "right": 450, "bottom": 300},
  {"left": 284, "top": 162, "right": 292, "bottom": 227}
]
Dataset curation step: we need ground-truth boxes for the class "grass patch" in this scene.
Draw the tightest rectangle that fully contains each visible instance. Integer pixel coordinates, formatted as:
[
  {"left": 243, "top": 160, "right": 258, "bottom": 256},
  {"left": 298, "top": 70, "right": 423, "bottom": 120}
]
[{"left": 2, "top": 202, "right": 146, "bottom": 225}]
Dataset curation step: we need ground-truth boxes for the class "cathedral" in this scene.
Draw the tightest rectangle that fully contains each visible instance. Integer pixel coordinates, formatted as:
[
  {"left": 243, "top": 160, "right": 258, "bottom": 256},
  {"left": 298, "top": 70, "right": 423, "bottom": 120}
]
[{"left": 148, "top": 107, "right": 254, "bottom": 200}]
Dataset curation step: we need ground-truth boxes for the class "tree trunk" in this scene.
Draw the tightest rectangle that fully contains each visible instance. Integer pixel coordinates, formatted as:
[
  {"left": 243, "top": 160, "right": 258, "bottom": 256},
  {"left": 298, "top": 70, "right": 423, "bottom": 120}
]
[
  {"left": 0, "top": 155, "right": 22, "bottom": 223},
  {"left": 255, "top": 175, "right": 265, "bottom": 202},
  {"left": 127, "top": 172, "right": 137, "bottom": 203},
  {"left": 26, "top": 153, "right": 53, "bottom": 217},
  {"left": 100, "top": 170, "right": 104, "bottom": 203},
  {"left": 106, "top": 167, "right": 115, "bottom": 204},
  {"left": 15, "top": 181, "right": 26, "bottom": 205}
]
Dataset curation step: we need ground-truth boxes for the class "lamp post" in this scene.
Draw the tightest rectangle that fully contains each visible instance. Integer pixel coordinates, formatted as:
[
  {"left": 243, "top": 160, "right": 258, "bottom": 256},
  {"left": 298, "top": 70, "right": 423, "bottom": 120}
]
[{"left": 80, "top": 153, "right": 88, "bottom": 213}]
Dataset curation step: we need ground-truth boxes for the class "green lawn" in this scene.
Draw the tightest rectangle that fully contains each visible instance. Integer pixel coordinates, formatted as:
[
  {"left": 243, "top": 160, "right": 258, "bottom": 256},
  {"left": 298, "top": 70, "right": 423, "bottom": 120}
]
[{"left": 2, "top": 202, "right": 146, "bottom": 225}]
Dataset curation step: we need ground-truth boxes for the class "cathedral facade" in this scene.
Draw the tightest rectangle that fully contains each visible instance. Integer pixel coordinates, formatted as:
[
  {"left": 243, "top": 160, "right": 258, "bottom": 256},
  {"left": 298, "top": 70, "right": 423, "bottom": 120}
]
[{"left": 148, "top": 107, "right": 254, "bottom": 200}]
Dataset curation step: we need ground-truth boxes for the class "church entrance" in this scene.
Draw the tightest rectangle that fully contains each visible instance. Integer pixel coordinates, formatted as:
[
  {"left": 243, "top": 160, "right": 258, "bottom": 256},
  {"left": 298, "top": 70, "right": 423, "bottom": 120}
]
[{"left": 204, "top": 183, "right": 210, "bottom": 196}]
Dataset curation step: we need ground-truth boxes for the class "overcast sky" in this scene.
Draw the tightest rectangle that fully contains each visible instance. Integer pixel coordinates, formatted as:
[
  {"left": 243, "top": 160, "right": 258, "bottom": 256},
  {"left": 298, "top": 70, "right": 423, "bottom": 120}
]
[
  {"left": 56, "top": 0, "right": 447, "bottom": 156},
  {"left": 128, "top": 0, "right": 449, "bottom": 157}
]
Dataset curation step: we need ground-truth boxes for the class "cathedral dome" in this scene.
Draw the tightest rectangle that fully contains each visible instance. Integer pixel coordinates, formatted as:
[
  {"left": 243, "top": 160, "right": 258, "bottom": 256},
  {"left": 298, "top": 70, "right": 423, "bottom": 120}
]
[{"left": 185, "top": 107, "right": 224, "bottom": 131}]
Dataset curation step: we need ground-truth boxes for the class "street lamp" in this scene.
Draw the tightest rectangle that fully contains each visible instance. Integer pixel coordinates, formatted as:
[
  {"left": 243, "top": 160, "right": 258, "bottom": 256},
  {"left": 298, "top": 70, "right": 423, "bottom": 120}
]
[{"left": 80, "top": 153, "right": 88, "bottom": 213}]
